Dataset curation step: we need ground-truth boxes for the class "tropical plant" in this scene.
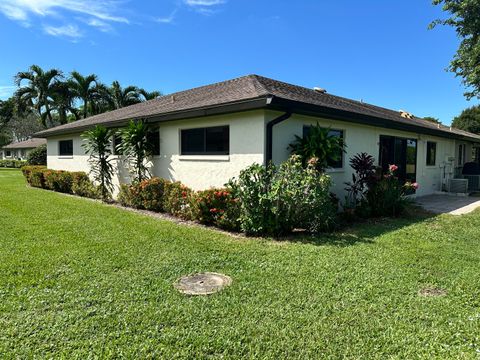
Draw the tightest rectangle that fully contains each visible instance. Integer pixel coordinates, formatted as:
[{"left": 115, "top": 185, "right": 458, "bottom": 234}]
[
  {"left": 110, "top": 81, "right": 142, "bottom": 109},
  {"left": 344, "top": 153, "right": 376, "bottom": 208},
  {"left": 117, "top": 119, "right": 154, "bottom": 182},
  {"left": 27, "top": 145, "right": 47, "bottom": 165},
  {"left": 50, "top": 81, "right": 78, "bottom": 124},
  {"left": 81, "top": 125, "right": 115, "bottom": 201},
  {"left": 288, "top": 123, "right": 345, "bottom": 172},
  {"left": 14, "top": 65, "right": 63, "bottom": 127},
  {"left": 139, "top": 89, "right": 162, "bottom": 101},
  {"left": 68, "top": 71, "right": 98, "bottom": 119}
]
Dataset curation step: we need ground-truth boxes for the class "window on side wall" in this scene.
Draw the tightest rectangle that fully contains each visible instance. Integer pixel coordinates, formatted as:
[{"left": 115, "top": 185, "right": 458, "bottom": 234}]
[
  {"left": 181, "top": 126, "right": 229, "bottom": 155},
  {"left": 302, "top": 125, "right": 344, "bottom": 169},
  {"left": 147, "top": 130, "right": 160, "bottom": 156},
  {"left": 59, "top": 140, "right": 73, "bottom": 156},
  {"left": 426, "top": 141, "right": 437, "bottom": 166},
  {"left": 6, "top": 150, "right": 11, "bottom": 157},
  {"left": 458, "top": 144, "right": 466, "bottom": 166}
]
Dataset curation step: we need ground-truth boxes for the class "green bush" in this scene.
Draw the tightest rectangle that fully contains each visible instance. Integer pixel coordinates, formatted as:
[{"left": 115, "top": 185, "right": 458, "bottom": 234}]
[
  {"left": 71, "top": 172, "right": 100, "bottom": 199},
  {"left": 118, "top": 178, "right": 168, "bottom": 212},
  {"left": 163, "top": 181, "right": 194, "bottom": 219},
  {"left": 43, "top": 170, "right": 74, "bottom": 194},
  {"left": 0, "top": 159, "right": 27, "bottom": 168},
  {"left": 191, "top": 188, "right": 241, "bottom": 231},
  {"left": 26, "top": 145, "right": 47, "bottom": 166},
  {"left": 231, "top": 155, "right": 337, "bottom": 236},
  {"left": 21, "top": 165, "right": 47, "bottom": 187}
]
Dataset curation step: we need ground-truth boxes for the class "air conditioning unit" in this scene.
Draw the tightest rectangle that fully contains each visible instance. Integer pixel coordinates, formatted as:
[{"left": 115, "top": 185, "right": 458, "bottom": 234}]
[{"left": 448, "top": 178, "right": 468, "bottom": 194}]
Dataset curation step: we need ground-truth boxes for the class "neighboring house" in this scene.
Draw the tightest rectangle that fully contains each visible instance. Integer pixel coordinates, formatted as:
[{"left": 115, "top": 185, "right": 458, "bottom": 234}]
[
  {"left": 0, "top": 138, "right": 46, "bottom": 161},
  {"left": 35, "top": 75, "right": 480, "bottom": 198}
]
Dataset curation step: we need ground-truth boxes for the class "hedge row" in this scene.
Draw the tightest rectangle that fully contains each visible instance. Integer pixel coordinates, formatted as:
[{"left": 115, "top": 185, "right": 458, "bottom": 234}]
[
  {"left": 0, "top": 159, "right": 27, "bottom": 168},
  {"left": 118, "top": 178, "right": 240, "bottom": 231},
  {"left": 21, "top": 166, "right": 100, "bottom": 199}
]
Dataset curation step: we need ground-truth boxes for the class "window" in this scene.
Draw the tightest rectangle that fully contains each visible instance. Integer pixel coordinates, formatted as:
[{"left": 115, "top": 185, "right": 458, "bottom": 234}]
[
  {"left": 5, "top": 150, "right": 11, "bottom": 157},
  {"left": 303, "top": 126, "right": 344, "bottom": 168},
  {"left": 458, "top": 144, "right": 466, "bottom": 166},
  {"left": 147, "top": 130, "right": 160, "bottom": 156},
  {"left": 59, "top": 140, "right": 73, "bottom": 156},
  {"left": 181, "top": 126, "right": 229, "bottom": 155},
  {"left": 426, "top": 141, "right": 436, "bottom": 166}
]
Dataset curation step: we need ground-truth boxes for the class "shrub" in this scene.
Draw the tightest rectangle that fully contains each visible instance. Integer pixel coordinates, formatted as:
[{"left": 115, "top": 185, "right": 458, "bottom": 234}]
[
  {"left": 0, "top": 159, "right": 27, "bottom": 168},
  {"left": 118, "top": 177, "right": 168, "bottom": 212},
  {"left": 191, "top": 188, "right": 241, "bottom": 231},
  {"left": 71, "top": 172, "right": 100, "bottom": 199},
  {"left": 43, "top": 170, "right": 74, "bottom": 193},
  {"left": 26, "top": 145, "right": 47, "bottom": 165},
  {"left": 231, "top": 155, "right": 337, "bottom": 236},
  {"left": 21, "top": 165, "right": 47, "bottom": 187},
  {"left": 163, "top": 181, "right": 194, "bottom": 219}
]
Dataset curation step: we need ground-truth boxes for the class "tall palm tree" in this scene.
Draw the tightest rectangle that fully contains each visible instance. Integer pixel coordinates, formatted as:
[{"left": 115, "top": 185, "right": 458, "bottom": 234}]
[
  {"left": 51, "top": 81, "right": 78, "bottom": 125},
  {"left": 68, "top": 71, "right": 98, "bottom": 119},
  {"left": 139, "top": 89, "right": 162, "bottom": 101},
  {"left": 110, "top": 81, "right": 142, "bottom": 109},
  {"left": 14, "top": 65, "right": 63, "bottom": 127}
]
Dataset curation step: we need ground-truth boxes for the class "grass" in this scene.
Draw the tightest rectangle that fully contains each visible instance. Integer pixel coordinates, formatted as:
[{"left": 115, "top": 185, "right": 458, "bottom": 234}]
[{"left": 1, "top": 168, "right": 480, "bottom": 358}]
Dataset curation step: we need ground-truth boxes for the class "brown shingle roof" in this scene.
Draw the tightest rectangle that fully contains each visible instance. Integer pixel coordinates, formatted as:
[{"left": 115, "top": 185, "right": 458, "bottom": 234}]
[
  {"left": 35, "top": 74, "right": 480, "bottom": 142},
  {"left": 2, "top": 138, "right": 46, "bottom": 149}
]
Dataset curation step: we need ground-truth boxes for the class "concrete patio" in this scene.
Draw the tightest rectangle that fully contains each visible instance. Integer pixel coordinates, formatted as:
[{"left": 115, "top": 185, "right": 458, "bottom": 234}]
[{"left": 416, "top": 194, "right": 480, "bottom": 215}]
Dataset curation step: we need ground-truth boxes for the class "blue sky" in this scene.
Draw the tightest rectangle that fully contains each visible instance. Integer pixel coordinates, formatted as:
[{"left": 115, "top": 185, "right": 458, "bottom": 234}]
[{"left": 0, "top": 0, "right": 476, "bottom": 124}]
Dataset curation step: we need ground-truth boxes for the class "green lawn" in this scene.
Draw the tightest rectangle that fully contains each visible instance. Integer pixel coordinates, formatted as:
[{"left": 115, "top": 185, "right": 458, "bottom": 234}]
[{"left": 1, "top": 168, "right": 480, "bottom": 358}]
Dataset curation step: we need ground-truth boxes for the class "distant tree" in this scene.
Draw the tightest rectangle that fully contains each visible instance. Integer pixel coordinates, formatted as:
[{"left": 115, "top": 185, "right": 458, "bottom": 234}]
[
  {"left": 109, "top": 81, "right": 142, "bottom": 109},
  {"left": 15, "top": 65, "right": 63, "bottom": 127},
  {"left": 118, "top": 119, "right": 154, "bottom": 182},
  {"left": 451, "top": 105, "right": 480, "bottom": 134},
  {"left": 139, "top": 89, "right": 162, "bottom": 101},
  {"left": 81, "top": 125, "right": 115, "bottom": 201},
  {"left": 51, "top": 81, "right": 78, "bottom": 125},
  {"left": 423, "top": 116, "right": 441, "bottom": 124},
  {"left": 68, "top": 71, "right": 98, "bottom": 119},
  {"left": 5, "top": 112, "right": 44, "bottom": 142},
  {"left": 431, "top": 0, "right": 480, "bottom": 99},
  {"left": 27, "top": 145, "right": 47, "bottom": 165}
]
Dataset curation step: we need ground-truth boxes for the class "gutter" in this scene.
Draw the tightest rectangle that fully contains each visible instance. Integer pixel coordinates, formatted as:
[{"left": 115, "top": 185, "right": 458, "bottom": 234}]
[{"left": 265, "top": 98, "right": 292, "bottom": 163}]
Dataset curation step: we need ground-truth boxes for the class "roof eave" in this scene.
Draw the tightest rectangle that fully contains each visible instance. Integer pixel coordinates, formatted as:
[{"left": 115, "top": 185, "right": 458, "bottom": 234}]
[
  {"left": 34, "top": 97, "right": 271, "bottom": 138},
  {"left": 267, "top": 98, "right": 480, "bottom": 143}
]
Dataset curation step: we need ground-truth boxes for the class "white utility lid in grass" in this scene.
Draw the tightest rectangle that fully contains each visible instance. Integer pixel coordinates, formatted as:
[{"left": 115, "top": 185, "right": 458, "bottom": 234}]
[{"left": 174, "top": 272, "right": 232, "bottom": 295}]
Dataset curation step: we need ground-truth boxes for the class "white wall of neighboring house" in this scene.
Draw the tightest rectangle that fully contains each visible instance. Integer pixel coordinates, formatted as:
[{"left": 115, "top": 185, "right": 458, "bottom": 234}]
[
  {"left": 46, "top": 109, "right": 473, "bottom": 199},
  {"left": 0, "top": 148, "right": 33, "bottom": 160}
]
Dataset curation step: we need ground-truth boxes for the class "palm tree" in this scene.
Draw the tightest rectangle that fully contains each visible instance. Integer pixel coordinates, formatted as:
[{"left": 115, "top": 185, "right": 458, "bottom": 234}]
[
  {"left": 51, "top": 81, "right": 78, "bottom": 125},
  {"left": 110, "top": 81, "right": 142, "bottom": 109},
  {"left": 68, "top": 71, "right": 98, "bottom": 119},
  {"left": 139, "top": 89, "right": 162, "bottom": 101},
  {"left": 14, "top": 65, "right": 63, "bottom": 127}
]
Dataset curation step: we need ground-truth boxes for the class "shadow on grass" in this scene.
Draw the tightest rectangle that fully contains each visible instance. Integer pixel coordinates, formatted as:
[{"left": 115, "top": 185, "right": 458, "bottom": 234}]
[{"left": 274, "top": 206, "right": 436, "bottom": 247}]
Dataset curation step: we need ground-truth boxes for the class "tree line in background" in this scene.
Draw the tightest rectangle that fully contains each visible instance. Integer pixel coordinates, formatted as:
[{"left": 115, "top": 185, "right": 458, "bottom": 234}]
[{"left": 0, "top": 64, "right": 162, "bottom": 146}]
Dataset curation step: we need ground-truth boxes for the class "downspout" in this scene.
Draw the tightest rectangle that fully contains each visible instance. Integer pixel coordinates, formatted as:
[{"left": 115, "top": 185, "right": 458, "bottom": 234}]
[{"left": 265, "top": 101, "right": 292, "bottom": 164}]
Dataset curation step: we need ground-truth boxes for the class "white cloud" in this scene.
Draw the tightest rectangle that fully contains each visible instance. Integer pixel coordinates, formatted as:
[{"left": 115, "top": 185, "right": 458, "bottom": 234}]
[
  {"left": 0, "top": 0, "right": 128, "bottom": 38},
  {"left": 183, "top": 0, "right": 225, "bottom": 15},
  {"left": 155, "top": 10, "right": 176, "bottom": 24},
  {"left": 43, "top": 23, "right": 82, "bottom": 38}
]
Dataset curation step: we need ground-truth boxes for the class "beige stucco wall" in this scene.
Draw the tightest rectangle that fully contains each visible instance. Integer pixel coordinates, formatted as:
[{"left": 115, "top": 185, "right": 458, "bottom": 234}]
[
  {"left": 47, "top": 110, "right": 266, "bottom": 194},
  {"left": 46, "top": 109, "right": 475, "bottom": 199},
  {"left": 268, "top": 111, "right": 460, "bottom": 198}
]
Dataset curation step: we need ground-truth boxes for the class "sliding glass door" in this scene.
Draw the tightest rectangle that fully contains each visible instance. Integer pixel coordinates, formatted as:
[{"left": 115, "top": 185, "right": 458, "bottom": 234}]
[{"left": 379, "top": 135, "right": 417, "bottom": 183}]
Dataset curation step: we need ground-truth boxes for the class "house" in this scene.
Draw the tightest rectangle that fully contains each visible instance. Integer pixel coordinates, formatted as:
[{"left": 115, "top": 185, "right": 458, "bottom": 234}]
[
  {"left": 35, "top": 75, "right": 480, "bottom": 198},
  {"left": 0, "top": 138, "right": 46, "bottom": 160}
]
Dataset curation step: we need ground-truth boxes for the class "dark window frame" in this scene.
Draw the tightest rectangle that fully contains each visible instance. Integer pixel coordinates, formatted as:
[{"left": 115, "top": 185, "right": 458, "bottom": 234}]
[
  {"left": 5, "top": 150, "right": 11, "bottom": 157},
  {"left": 426, "top": 141, "right": 437, "bottom": 166},
  {"left": 59, "top": 139, "right": 73, "bottom": 156},
  {"left": 147, "top": 130, "right": 160, "bottom": 156},
  {"left": 302, "top": 125, "right": 344, "bottom": 169},
  {"left": 180, "top": 125, "right": 229, "bottom": 156}
]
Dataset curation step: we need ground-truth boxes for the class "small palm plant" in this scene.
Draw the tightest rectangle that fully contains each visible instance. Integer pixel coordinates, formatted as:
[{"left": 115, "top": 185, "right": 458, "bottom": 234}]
[
  {"left": 117, "top": 119, "right": 154, "bottom": 183},
  {"left": 81, "top": 125, "right": 115, "bottom": 201},
  {"left": 288, "top": 123, "right": 345, "bottom": 172}
]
